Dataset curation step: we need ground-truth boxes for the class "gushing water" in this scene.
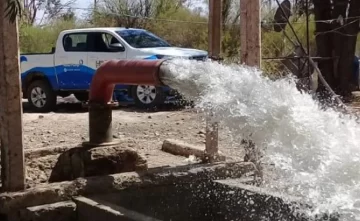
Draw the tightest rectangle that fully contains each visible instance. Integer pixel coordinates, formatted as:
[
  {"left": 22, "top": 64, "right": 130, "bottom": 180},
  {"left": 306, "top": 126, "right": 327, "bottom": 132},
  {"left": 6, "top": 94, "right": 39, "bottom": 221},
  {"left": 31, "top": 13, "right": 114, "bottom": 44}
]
[{"left": 161, "top": 59, "right": 360, "bottom": 220}]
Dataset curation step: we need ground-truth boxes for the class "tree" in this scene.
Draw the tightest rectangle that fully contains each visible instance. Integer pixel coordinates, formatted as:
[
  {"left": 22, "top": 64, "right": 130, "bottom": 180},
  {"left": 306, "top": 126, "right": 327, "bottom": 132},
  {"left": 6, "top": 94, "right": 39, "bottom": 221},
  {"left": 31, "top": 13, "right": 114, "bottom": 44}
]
[
  {"left": 20, "top": 0, "right": 75, "bottom": 25},
  {"left": 0, "top": 0, "right": 25, "bottom": 191},
  {"left": 93, "top": 0, "right": 186, "bottom": 28},
  {"left": 292, "top": 0, "right": 360, "bottom": 98},
  {"left": 313, "top": 0, "right": 360, "bottom": 98}
]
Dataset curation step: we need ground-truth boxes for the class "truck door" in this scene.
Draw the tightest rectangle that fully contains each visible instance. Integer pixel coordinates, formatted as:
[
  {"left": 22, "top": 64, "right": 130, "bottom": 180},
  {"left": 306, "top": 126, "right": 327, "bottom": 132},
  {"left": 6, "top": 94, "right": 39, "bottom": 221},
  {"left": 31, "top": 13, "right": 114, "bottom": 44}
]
[
  {"left": 87, "top": 32, "right": 127, "bottom": 76},
  {"left": 54, "top": 32, "right": 90, "bottom": 90}
]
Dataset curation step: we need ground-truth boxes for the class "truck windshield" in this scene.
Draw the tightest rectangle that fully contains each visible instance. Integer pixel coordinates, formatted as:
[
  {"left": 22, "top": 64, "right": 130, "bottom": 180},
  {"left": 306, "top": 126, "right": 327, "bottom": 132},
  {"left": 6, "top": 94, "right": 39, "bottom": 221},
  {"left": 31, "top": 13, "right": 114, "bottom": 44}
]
[{"left": 116, "top": 29, "right": 171, "bottom": 48}]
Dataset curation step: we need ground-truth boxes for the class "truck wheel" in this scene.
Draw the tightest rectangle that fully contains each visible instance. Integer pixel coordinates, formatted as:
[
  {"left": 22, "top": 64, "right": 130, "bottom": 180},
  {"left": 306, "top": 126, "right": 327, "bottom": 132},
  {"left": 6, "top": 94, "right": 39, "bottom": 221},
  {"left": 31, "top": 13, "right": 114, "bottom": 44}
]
[
  {"left": 27, "top": 80, "right": 57, "bottom": 112},
  {"left": 131, "top": 85, "right": 166, "bottom": 109}
]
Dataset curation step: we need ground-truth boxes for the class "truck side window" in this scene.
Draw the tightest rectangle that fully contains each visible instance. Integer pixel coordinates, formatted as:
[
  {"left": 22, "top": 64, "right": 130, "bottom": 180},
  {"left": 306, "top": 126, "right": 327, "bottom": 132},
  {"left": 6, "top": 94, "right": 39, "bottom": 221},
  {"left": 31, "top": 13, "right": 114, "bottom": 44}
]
[
  {"left": 87, "top": 32, "right": 122, "bottom": 52},
  {"left": 102, "top": 33, "right": 120, "bottom": 46},
  {"left": 63, "top": 33, "right": 88, "bottom": 52}
]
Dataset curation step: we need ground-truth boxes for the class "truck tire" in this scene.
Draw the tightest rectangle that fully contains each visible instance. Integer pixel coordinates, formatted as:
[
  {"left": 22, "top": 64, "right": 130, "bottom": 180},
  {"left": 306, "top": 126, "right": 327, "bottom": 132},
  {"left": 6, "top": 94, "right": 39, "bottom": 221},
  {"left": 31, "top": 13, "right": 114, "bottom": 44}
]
[
  {"left": 27, "top": 80, "right": 57, "bottom": 112},
  {"left": 131, "top": 85, "right": 166, "bottom": 109}
]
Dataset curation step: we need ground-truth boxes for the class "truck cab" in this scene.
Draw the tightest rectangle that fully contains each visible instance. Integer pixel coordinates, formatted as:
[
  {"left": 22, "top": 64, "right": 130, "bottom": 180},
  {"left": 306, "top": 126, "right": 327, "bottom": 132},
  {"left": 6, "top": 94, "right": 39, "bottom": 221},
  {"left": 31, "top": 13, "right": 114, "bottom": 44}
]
[{"left": 20, "top": 27, "right": 208, "bottom": 112}]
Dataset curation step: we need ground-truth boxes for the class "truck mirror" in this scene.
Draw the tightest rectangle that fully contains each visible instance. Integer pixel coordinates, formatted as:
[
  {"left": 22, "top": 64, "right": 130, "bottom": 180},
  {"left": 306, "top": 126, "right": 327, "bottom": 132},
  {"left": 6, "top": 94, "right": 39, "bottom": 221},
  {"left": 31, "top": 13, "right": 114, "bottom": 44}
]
[{"left": 109, "top": 43, "right": 125, "bottom": 52}]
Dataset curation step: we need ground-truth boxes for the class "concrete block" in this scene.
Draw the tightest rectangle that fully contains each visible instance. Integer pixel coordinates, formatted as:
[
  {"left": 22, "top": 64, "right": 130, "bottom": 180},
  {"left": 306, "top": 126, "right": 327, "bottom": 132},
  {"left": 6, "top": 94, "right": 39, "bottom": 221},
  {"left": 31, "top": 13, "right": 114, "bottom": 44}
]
[
  {"left": 0, "top": 162, "right": 255, "bottom": 214},
  {"left": 212, "top": 179, "right": 340, "bottom": 221}
]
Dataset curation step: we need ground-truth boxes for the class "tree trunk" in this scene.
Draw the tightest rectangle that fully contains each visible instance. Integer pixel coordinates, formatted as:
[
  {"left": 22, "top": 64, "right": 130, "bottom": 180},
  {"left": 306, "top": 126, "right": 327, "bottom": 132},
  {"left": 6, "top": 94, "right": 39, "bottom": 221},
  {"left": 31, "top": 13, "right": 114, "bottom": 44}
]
[
  {"left": 314, "top": 0, "right": 360, "bottom": 99},
  {"left": 313, "top": 0, "right": 335, "bottom": 100},
  {"left": 0, "top": 0, "right": 25, "bottom": 191},
  {"left": 334, "top": 0, "right": 360, "bottom": 97}
]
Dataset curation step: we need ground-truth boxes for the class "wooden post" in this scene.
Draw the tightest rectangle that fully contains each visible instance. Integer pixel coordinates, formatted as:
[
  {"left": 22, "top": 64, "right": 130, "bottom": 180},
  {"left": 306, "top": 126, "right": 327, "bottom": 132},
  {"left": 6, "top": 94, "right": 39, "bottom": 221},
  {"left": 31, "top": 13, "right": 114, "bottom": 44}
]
[
  {"left": 208, "top": 0, "right": 222, "bottom": 59},
  {"left": 240, "top": 0, "right": 262, "bottom": 180},
  {"left": 240, "top": 0, "right": 261, "bottom": 67},
  {"left": 206, "top": 0, "right": 222, "bottom": 162},
  {"left": 0, "top": 1, "right": 26, "bottom": 191}
]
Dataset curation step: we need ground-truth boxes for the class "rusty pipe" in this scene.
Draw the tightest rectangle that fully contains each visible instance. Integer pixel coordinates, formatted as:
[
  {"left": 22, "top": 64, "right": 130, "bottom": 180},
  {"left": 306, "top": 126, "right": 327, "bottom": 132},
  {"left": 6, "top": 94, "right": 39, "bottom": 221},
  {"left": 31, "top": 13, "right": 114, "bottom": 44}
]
[
  {"left": 84, "top": 59, "right": 170, "bottom": 147},
  {"left": 89, "top": 59, "right": 166, "bottom": 104}
]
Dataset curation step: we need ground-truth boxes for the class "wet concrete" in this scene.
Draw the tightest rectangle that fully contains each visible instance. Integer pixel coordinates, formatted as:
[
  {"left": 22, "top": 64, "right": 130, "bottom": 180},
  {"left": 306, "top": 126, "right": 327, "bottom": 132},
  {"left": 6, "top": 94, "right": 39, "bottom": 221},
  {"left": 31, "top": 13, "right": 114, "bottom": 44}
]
[{"left": 88, "top": 178, "right": 340, "bottom": 221}]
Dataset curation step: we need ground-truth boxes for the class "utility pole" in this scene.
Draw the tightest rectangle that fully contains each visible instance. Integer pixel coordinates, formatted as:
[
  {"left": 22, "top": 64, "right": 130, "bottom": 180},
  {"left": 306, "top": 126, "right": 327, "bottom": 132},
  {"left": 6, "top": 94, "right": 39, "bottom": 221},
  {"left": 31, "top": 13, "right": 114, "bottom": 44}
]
[
  {"left": 0, "top": 1, "right": 26, "bottom": 191},
  {"left": 206, "top": 0, "right": 222, "bottom": 162},
  {"left": 240, "top": 0, "right": 261, "bottom": 67}
]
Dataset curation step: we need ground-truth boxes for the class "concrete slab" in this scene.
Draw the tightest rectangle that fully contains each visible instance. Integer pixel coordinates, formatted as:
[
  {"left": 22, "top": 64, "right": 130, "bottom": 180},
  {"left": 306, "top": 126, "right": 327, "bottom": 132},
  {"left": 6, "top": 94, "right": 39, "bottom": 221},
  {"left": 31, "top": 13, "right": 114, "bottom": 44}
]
[
  {"left": 8, "top": 201, "right": 76, "bottom": 221},
  {"left": 75, "top": 196, "right": 160, "bottom": 221}
]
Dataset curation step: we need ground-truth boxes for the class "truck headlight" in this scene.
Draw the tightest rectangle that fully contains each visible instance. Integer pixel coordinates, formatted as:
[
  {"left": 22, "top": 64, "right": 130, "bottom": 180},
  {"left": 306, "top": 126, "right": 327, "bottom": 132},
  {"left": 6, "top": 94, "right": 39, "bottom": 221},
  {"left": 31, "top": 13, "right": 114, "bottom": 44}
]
[{"left": 155, "top": 55, "right": 177, "bottom": 60}]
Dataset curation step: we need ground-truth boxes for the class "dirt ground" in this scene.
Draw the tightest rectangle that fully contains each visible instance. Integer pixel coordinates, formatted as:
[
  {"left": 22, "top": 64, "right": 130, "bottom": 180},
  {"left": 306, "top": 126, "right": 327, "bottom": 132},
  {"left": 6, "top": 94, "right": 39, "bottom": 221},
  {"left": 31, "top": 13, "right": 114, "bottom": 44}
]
[
  {"left": 22, "top": 95, "right": 245, "bottom": 169},
  {"left": 21, "top": 92, "right": 360, "bottom": 186}
]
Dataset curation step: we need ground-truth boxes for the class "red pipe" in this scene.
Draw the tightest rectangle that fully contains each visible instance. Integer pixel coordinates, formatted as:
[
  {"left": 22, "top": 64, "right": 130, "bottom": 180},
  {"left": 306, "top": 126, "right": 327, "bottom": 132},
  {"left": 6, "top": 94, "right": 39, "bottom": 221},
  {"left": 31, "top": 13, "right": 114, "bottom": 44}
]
[
  {"left": 89, "top": 59, "right": 166, "bottom": 104},
  {"left": 84, "top": 59, "right": 168, "bottom": 147}
]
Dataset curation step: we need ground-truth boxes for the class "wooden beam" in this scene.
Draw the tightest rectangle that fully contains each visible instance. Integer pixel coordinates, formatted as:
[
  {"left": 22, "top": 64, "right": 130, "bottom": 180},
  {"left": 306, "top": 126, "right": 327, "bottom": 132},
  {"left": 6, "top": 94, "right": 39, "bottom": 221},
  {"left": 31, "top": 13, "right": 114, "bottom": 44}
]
[
  {"left": 207, "top": 0, "right": 222, "bottom": 162},
  {"left": 240, "top": 0, "right": 261, "bottom": 67},
  {"left": 0, "top": 2, "right": 26, "bottom": 191}
]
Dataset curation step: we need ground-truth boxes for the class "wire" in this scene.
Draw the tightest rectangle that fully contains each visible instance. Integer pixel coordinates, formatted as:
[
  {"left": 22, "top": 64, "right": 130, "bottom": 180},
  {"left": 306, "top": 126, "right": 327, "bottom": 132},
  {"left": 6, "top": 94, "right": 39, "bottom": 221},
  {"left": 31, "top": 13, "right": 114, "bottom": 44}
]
[
  {"left": 49, "top": 6, "right": 360, "bottom": 27},
  {"left": 314, "top": 19, "right": 360, "bottom": 37}
]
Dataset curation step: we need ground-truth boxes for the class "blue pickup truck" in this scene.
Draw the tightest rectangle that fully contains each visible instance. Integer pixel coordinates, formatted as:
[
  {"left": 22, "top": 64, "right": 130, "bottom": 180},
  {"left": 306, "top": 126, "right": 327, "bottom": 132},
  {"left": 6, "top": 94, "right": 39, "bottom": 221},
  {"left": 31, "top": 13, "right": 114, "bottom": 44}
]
[{"left": 20, "top": 27, "right": 208, "bottom": 112}]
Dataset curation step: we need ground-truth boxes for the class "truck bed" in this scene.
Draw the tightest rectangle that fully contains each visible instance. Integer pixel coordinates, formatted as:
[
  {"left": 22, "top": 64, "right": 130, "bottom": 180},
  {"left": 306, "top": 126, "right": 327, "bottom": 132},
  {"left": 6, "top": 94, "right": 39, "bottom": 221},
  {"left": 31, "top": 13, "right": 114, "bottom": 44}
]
[{"left": 20, "top": 54, "right": 54, "bottom": 75}]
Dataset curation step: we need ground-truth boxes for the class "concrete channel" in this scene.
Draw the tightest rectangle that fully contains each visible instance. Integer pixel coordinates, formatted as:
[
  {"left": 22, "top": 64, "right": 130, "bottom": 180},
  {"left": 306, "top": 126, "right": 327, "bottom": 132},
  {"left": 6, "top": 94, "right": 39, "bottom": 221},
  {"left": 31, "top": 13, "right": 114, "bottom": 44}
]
[{"left": 1, "top": 162, "right": 340, "bottom": 221}]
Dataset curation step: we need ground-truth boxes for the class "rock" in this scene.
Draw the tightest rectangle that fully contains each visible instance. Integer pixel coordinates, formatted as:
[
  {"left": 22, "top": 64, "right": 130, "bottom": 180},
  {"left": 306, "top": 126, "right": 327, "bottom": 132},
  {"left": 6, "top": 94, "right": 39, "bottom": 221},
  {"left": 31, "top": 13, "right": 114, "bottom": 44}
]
[
  {"left": 198, "top": 130, "right": 205, "bottom": 135},
  {"left": 38, "top": 115, "right": 44, "bottom": 119},
  {"left": 148, "top": 116, "right": 152, "bottom": 119},
  {"left": 48, "top": 146, "right": 147, "bottom": 182}
]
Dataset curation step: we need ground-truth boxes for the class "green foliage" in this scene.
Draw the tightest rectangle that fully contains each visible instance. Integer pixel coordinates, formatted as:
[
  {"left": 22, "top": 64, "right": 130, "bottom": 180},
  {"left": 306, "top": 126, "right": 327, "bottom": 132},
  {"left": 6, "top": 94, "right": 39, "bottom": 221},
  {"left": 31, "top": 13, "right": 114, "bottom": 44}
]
[
  {"left": 19, "top": 19, "right": 88, "bottom": 53},
  {"left": 147, "top": 7, "right": 208, "bottom": 49}
]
